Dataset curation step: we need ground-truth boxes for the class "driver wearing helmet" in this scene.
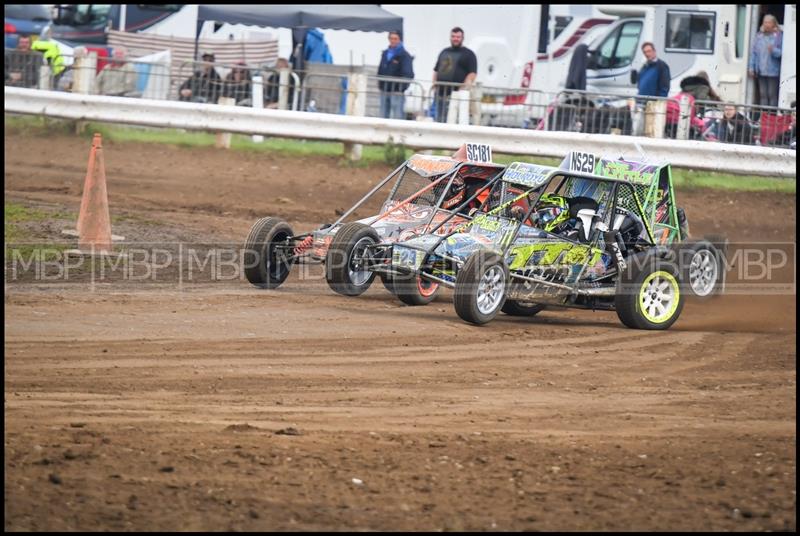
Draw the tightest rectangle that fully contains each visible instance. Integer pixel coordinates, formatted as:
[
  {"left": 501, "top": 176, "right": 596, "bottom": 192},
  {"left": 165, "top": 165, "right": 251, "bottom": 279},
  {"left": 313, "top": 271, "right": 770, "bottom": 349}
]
[
  {"left": 441, "top": 176, "right": 467, "bottom": 210},
  {"left": 532, "top": 193, "right": 571, "bottom": 233},
  {"left": 533, "top": 193, "right": 601, "bottom": 241}
]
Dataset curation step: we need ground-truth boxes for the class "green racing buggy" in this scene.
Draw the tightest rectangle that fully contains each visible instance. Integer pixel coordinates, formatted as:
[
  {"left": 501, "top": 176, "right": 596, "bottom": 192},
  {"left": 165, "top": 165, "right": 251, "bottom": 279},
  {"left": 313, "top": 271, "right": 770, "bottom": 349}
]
[{"left": 350, "top": 151, "right": 727, "bottom": 329}]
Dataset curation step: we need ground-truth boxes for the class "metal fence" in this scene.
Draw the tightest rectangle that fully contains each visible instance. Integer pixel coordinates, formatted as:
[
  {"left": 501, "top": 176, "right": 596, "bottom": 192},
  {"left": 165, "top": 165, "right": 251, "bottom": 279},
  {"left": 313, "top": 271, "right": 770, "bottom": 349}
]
[
  {"left": 7, "top": 47, "right": 795, "bottom": 150},
  {"left": 174, "top": 60, "right": 301, "bottom": 110}
]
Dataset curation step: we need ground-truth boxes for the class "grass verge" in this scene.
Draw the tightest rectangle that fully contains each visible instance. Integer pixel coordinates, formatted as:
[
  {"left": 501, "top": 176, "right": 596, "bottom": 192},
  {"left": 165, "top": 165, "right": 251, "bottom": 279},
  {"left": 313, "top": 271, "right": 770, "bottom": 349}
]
[{"left": 5, "top": 202, "right": 71, "bottom": 261}]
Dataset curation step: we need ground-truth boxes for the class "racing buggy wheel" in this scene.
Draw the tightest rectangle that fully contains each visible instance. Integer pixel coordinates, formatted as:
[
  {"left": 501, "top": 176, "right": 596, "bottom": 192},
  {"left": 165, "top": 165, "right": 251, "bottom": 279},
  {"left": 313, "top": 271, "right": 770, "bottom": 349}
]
[
  {"left": 679, "top": 238, "right": 725, "bottom": 298},
  {"left": 615, "top": 254, "right": 684, "bottom": 330},
  {"left": 326, "top": 223, "right": 380, "bottom": 296},
  {"left": 453, "top": 250, "right": 509, "bottom": 325},
  {"left": 388, "top": 272, "right": 441, "bottom": 306},
  {"left": 243, "top": 217, "right": 296, "bottom": 289}
]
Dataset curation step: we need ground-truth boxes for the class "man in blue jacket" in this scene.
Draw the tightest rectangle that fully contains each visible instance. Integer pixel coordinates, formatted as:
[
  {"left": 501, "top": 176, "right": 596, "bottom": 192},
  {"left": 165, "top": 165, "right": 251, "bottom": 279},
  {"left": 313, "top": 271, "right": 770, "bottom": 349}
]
[
  {"left": 377, "top": 30, "right": 414, "bottom": 119},
  {"left": 637, "top": 42, "right": 671, "bottom": 98}
]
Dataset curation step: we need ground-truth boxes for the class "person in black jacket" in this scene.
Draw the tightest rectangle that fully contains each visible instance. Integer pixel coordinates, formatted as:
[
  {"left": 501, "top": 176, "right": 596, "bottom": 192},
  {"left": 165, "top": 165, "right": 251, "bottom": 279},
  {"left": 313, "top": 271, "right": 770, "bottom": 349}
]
[
  {"left": 432, "top": 27, "right": 477, "bottom": 123},
  {"left": 711, "top": 104, "right": 755, "bottom": 144},
  {"left": 264, "top": 58, "right": 297, "bottom": 109},
  {"left": 223, "top": 61, "right": 253, "bottom": 105},
  {"left": 5, "top": 35, "right": 41, "bottom": 89},
  {"left": 179, "top": 51, "right": 223, "bottom": 104},
  {"left": 565, "top": 43, "right": 589, "bottom": 91},
  {"left": 377, "top": 30, "right": 414, "bottom": 119}
]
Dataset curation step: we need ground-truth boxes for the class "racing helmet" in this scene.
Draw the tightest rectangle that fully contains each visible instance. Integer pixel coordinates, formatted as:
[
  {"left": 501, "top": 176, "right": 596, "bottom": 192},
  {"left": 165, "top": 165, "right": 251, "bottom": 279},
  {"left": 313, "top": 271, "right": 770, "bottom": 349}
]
[
  {"left": 441, "top": 177, "right": 466, "bottom": 209},
  {"left": 533, "top": 193, "right": 570, "bottom": 232}
]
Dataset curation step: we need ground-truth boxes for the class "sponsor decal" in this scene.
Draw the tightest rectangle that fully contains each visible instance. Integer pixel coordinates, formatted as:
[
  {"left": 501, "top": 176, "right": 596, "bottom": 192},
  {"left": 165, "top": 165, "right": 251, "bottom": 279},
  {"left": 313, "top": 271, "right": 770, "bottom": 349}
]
[
  {"left": 595, "top": 159, "right": 659, "bottom": 184},
  {"left": 407, "top": 155, "right": 458, "bottom": 177},
  {"left": 502, "top": 162, "right": 552, "bottom": 188}
]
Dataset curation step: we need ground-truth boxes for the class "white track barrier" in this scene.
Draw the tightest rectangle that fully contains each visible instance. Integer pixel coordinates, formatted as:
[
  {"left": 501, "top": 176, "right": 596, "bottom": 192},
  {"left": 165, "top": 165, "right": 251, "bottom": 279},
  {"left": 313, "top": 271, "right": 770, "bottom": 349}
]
[{"left": 5, "top": 87, "right": 795, "bottom": 178}]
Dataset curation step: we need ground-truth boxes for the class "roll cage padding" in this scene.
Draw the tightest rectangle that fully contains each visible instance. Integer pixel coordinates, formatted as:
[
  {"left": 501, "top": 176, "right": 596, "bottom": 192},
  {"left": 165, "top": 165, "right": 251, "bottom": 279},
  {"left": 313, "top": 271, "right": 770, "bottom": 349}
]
[{"left": 566, "top": 196, "right": 599, "bottom": 218}]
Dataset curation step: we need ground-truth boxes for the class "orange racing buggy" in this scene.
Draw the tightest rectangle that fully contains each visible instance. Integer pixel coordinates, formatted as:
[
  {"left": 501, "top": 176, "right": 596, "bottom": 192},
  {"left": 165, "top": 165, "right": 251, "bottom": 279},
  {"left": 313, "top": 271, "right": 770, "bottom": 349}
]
[{"left": 243, "top": 145, "right": 505, "bottom": 303}]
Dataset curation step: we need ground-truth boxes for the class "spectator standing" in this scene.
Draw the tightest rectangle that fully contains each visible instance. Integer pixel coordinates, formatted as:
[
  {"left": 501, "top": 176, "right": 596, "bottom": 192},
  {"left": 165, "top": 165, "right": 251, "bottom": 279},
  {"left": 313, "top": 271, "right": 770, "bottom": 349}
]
[
  {"left": 5, "top": 35, "right": 41, "bottom": 88},
  {"left": 303, "top": 28, "right": 333, "bottom": 64},
  {"left": 179, "top": 51, "right": 223, "bottom": 103},
  {"left": 223, "top": 61, "right": 253, "bottom": 105},
  {"left": 95, "top": 46, "right": 140, "bottom": 97},
  {"left": 565, "top": 43, "right": 589, "bottom": 91},
  {"left": 432, "top": 27, "right": 477, "bottom": 123},
  {"left": 30, "top": 25, "right": 65, "bottom": 86},
  {"left": 264, "top": 58, "right": 296, "bottom": 109},
  {"left": 748, "top": 14, "right": 782, "bottom": 108},
  {"left": 710, "top": 104, "right": 756, "bottom": 144},
  {"left": 637, "top": 42, "right": 670, "bottom": 98},
  {"left": 377, "top": 30, "right": 414, "bottom": 120}
]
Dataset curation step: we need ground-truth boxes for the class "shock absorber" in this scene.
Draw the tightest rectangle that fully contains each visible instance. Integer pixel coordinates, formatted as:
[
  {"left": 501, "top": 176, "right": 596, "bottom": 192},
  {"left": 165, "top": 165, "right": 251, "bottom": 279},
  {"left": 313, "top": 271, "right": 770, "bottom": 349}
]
[
  {"left": 293, "top": 235, "right": 313, "bottom": 256},
  {"left": 597, "top": 221, "right": 627, "bottom": 272}
]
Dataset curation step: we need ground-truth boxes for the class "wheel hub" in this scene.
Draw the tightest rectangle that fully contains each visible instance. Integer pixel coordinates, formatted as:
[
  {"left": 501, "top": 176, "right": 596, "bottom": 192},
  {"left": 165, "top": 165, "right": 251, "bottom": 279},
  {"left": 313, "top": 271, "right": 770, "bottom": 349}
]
[
  {"left": 689, "top": 249, "right": 718, "bottom": 297},
  {"left": 476, "top": 265, "right": 505, "bottom": 315}
]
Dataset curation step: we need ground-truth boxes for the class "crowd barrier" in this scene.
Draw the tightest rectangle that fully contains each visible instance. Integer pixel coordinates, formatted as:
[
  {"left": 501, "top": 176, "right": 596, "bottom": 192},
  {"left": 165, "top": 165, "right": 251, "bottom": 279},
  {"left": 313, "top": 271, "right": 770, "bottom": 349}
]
[{"left": 6, "top": 48, "right": 795, "bottom": 150}]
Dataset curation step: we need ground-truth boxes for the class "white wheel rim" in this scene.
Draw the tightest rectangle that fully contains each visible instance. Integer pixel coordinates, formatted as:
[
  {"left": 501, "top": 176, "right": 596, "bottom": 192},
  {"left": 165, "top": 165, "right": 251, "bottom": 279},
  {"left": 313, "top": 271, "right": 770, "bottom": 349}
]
[
  {"left": 689, "top": 249, "right": 718, "bottom": 297},
  {"left": 641, "top": 274, "right": 678, "bottom": 323},
  {"left": 348, "top": 237, "right": 374, "bottom": 287},
  {"left": 476, "top": 265, "right": 505, "bottom": 315}
]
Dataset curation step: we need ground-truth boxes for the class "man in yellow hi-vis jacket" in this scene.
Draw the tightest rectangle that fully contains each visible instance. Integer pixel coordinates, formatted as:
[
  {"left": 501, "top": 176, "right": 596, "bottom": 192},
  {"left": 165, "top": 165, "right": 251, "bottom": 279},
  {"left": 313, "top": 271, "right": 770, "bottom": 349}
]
[{"left": 30, "top": 25, "right": 65, "bottom": 84}]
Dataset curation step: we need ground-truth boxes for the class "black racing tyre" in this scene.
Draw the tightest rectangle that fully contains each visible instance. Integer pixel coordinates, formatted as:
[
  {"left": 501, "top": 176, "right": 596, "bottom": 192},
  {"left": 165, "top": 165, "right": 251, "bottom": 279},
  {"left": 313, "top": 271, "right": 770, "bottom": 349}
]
[
  {"left": 391, "top": 273, "right": 441, "bottom": 306},
  {"left": 243, "top": 217, "right": 295, "bottom": 289},
  {"left": 379, "top": 273, "right": 395, "bottom": 293},
  {"left": 679, "top": 239, "right": 724, "bottom": 298},
  {"left": 453, "top": 250, "right": 508, "bottom": 325},
  {"left": 501, "top": 300, "right": 545, "bottom": 316},
  {"left": 615, "top": 257, "right": 684, "bottom": 330},
  {"left": 325, "top": 223, "right": 380, "bottom": 296}
]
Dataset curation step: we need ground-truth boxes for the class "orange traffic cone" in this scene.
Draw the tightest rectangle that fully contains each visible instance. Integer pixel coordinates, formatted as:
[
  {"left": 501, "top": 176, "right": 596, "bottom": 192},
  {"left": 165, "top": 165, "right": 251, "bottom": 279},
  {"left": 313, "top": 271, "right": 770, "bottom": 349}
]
[{"left": 76, "top": 133, "right": 112, "bottom": 253}]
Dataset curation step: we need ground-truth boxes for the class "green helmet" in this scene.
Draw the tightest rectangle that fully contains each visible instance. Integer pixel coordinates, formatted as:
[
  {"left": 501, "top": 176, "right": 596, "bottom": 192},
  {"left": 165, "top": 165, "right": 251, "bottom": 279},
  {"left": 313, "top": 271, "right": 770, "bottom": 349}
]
[{"left": 534, "top": 193, "right": 569, "bottom": 232}]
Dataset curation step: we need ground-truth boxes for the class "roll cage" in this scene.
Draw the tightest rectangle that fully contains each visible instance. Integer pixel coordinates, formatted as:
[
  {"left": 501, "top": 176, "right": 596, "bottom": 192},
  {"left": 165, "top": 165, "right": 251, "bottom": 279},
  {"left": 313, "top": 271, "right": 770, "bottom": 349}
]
[
  {"left": 365, "top": 163, "right": 663, "bottom": 288},
  {"left": 271, "top": 154, "right": 507, "bottom": 265}
]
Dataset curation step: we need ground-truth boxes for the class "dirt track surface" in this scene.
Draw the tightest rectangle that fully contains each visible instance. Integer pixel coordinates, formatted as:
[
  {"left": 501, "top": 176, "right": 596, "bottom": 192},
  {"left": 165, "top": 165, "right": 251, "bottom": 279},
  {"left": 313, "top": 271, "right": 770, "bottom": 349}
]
[{"left": 4, "top": 126, "right": 797, "bottom": 531}]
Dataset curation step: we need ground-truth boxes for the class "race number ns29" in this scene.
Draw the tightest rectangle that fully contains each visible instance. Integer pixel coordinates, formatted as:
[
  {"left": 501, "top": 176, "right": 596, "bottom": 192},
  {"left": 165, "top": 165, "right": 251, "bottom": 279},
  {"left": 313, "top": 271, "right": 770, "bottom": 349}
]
[
  {"left": 466, "top": 143, "right": 492, "bottom": 163},
  {"left": 570, "top": 151, "right": 597, "bottom": 173}
]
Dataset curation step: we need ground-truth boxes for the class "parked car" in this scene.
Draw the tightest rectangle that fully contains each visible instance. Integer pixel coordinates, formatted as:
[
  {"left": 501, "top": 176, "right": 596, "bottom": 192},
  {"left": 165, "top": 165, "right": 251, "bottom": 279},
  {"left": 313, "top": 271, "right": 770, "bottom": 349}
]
[{"left": 4, "top": 4, "right": 52, "bottom": 48}]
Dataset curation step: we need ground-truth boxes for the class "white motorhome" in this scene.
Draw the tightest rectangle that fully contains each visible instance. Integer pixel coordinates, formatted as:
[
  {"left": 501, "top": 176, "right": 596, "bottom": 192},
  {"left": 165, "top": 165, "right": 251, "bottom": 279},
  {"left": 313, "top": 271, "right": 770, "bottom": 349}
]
[
  {"left": 583, "top": 4, "right": 796, "bottom": 107},
  {"left": 529, "top": 5, "right": 617, "bottom": 95}
]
